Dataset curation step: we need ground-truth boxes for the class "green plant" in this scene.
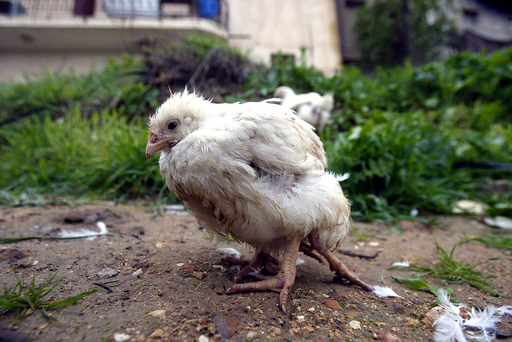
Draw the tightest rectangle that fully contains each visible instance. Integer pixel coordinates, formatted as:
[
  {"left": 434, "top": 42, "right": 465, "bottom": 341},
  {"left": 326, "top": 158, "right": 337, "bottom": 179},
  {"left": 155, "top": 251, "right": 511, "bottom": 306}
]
[
  {"left": 0, "top": 271, "right": 98, "bottom": 321},
  {"left": 389, "top": 242, "right": 506, "bottom": 296},
  {"left": 353, "top": 0, "right": 455, "bottom": 68}
]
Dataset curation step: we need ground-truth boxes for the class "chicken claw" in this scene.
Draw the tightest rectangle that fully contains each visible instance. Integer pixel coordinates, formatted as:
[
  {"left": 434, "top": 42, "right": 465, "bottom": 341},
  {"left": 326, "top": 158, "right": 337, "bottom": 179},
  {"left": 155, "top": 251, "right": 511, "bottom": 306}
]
[
  {"left": 226, "top": 236, "right": 301, "bottom": 313},
  {"left": 223, "top": 251, "right": 280, "bottom": 282},
  {"left": 308, "top": 231, "right": 373, "bottom": 292}
]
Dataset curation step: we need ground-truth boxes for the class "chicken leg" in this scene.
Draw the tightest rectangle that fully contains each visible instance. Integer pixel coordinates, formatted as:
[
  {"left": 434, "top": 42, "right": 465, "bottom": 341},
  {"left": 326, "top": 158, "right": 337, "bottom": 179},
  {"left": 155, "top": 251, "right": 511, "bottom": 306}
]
[
  {"left": 223, "top": 250, "right": 280, "bottom": 282},
  {"left": 225, "top": 235, "right": 302, "bottom": 313},
  {"left": 308, "top": 231, "right": 373, "bottom": 292}
]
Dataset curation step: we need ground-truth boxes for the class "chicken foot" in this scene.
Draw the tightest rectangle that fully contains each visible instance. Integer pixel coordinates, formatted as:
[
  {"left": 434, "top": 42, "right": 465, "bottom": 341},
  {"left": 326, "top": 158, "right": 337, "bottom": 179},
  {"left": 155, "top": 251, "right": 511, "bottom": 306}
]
[
  {"left": 308, "top": 232, "right": 374, "bottom": 292},
  {"left": 225, "top": 235, "right": 302, "bottom": 313},
  {"left": 223, "top": 251, "right": 280, "bottom": 282}
]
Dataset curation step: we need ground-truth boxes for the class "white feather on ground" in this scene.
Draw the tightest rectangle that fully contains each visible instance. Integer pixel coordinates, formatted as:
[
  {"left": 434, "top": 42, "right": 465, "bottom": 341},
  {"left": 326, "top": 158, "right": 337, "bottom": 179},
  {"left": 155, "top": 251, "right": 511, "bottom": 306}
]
[
  {"left": 371, "top": 286, "right": 404, "bottom": 298},
  {"left": 58, "top": 222, "right": 108, "bottom": 240},
  {"left": 433, "top": 288, "right": 512, "bottom": 342},
  {"left": 391, "top": 261, "right": 410, "bottom": 267},
  {"left": 216, "top": 247, "right": 243, "bottom": 259}
]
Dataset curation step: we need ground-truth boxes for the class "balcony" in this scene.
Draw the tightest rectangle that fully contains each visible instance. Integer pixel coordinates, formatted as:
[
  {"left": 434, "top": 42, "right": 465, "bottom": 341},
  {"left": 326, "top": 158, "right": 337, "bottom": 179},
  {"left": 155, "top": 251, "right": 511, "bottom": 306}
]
[{"left": 0, "top": 0, "right": 229, "bottom": 53}]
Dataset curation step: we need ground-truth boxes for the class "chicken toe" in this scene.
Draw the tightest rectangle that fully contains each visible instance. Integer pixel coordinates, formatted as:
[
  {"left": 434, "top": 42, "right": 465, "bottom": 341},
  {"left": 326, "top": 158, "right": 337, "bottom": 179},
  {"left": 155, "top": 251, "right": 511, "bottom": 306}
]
[
  {"left": 308, "top": 232, "right": 373, "bottom": 292},
  {"left": 223, "top": 251, "right": 280, "bottom": 282},
  {"left": 225, "top": 236, "right": 301, "bottom": 312}
]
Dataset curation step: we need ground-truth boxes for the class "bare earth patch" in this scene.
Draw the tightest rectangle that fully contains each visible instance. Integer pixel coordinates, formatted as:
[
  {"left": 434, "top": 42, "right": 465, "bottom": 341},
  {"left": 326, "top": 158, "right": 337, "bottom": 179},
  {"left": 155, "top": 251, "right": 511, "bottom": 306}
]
[{"left": 0, "top": 204, "right": 511, "bottom": 342}]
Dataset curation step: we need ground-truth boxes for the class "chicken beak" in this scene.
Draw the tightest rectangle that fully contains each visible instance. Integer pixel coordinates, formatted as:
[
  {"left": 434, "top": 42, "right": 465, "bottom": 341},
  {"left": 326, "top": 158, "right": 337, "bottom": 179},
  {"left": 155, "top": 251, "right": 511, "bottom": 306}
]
[
  {"left": 146, "top": 140, "right": 165, "bottom": 158},
  {"left": 146, "top": 132, "right": 169, "bottom": 158}
]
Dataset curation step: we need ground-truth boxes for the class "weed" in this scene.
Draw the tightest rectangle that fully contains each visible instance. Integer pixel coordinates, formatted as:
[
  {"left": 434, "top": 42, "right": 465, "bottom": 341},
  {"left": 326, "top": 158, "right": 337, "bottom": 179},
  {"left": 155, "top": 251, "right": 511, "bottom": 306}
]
[
  {"left": 389, "top": 242, "right": 506, "bottom": 296},
  {"left": 0, "top": 271, "right": 98, "bottom": 321},
  {"left": 351, "top": 227, "right": 377, "bottom": 242}
]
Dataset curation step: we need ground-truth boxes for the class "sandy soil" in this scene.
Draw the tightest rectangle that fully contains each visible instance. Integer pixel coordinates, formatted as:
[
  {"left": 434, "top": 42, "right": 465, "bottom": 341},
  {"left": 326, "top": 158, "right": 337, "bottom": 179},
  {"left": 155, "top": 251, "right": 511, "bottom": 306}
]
[{"left": 0, "top": 204, "right": 511, "bottom": 342}]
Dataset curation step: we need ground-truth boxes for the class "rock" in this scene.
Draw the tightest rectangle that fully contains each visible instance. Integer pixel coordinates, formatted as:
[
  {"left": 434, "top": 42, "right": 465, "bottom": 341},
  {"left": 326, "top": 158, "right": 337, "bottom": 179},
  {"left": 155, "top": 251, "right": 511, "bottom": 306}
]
[
  {"left": 324, "top": 299, "right": 342, "bottom": 310},
  {"left": 198, "top": 335, "right": 209, "bottom": 342},
  {"left": 348, "top": 320, "right": 361, "bottom": 330},
  {"left": 96, "top": 268, "right": 118, "bottom": 278},
  {"left": 423, "top": 306, "right": 445, "bottom": 327},
  {"left": 213, "top": 315, "right": 239, "bottom": 339},
  {"left": 149, "top": 328, "right": 164, "bottom": 339},
  {"left": 403, "top": 317, "right": 419, "bottom": 327},
  {"left": 133, "top": 335, "right": 147, "bottom": 342},
  {"left": 148, "top": 310, "right": 166, "bottom": 319},
  {"left": 497, "top": 327, "right": 512, "bottom": 338},
  {"left": 113, "top": 333, "right": 131, "bottom": 342},
  {"left": 296, "top": 315, "right": 305, "bottom": 323},
  {"left": 193, "top": 271, "right": 206, "bottom": 280},
  {"left": 133, "top": 269, "right": 143, "bottom": 276},
  {"left": 377, "top": 332, "right": 401, "bottom": 342},
  {"left": 0, "top": 247, "right": 30, "bottom": 262},
  {"left": 246, "top": 331, "right": 257, "bottom": 340}
]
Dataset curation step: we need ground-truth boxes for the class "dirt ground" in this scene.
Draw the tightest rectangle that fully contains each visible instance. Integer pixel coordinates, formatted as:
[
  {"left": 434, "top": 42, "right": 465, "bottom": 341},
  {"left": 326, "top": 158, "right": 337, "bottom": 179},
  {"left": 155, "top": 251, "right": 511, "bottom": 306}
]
[{"left": 0, "top": 204, "right": 511, "bottom": 342}]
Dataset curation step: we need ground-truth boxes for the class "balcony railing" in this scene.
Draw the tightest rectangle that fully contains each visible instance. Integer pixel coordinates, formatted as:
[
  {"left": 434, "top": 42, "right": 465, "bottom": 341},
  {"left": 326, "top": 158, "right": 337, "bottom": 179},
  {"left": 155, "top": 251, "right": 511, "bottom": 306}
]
[{"left": 0, "top": 0, "right": 228, "bottom": 29}]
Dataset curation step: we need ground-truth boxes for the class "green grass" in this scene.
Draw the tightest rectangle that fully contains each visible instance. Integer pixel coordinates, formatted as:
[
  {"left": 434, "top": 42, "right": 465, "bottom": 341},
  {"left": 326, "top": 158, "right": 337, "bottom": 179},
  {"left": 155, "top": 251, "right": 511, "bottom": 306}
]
[
  {"left": 0, "top": 40, "right": 511, "bottom": 220},
  {"left": 0, "top": 271, "right": 98, "bottom": 321},
  {"left": 0, "top": 108, "right": 173, "bottom": 204},
  {"left": 389, "top": 242, "right": 507, "bottom": 296},
  {"left": 462, "top": 233, "right": 512, "bottom": 250}
]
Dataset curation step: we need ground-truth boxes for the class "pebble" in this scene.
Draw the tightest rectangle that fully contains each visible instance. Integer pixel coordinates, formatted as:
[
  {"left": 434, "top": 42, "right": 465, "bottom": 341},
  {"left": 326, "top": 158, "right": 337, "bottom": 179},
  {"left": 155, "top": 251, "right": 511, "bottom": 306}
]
[
  {"left": 133, "top": 269, "right": 143, "bottom": 276},
  {"left": 149, "top": 328, "right": 164, "bottom": 339},
  {"left": 423, "top": 306, "right": 445, "bottom": 327},
  {"left": 148, "top": 310, "right": 166, "bottom": 319},
  {"left": 0, "top": 247, "right": 30, "bottom": 262},
  {"left": 324, "top": 299, "right": 342, "bottom": 310},
  {"left": 246, "top": 331, "right": 256, "bottom": 340},
  {"left": 198, "top": 335, "right": 209, "bottom": 342},
  {"left": 176, "top": 263, "right": 185, "bottom": 267},
  {"left": 296, "top": 315, "right": 305, "bottom": 323},
  {"left": 96, "top": 268, "right": 118, "bottom": 278},
  {"left": 213, "top": 315, "right": 238, "bottom": 339},
  {"left": 348, "top": 320, "right": 361, "bottom": 330},
  {"left": 113, "top": 333, "right": 131, "bottom": 342}
]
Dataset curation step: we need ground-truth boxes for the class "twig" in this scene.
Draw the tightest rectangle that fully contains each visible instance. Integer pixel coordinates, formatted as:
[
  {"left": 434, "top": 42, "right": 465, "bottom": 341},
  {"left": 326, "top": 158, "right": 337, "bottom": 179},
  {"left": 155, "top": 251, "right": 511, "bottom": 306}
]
[
  {"left": 338, "top": 250, "right": 380, "bottom": 259},
  {"left": 187, "top": 48, "right": 220, "bottom": 87}
]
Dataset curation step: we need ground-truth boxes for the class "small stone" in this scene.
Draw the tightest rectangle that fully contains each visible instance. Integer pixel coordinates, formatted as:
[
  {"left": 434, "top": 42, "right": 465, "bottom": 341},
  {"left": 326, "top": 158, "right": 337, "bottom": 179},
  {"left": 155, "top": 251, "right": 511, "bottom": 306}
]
[
  {"left": 193, "top": 271, "right": 206, "bottom": 280},
  {"left": 296, "top": 315, "right": 305, "bottom": 323},
  {"left": 96, "top": 268, "right": 118, "bottom": 278},
  {"left": 33, "top": 260, "right": 39, "bottom": 266},
  {"left": 148, "top": 310, "right": 166, "bottom": 319},
  {"left": 0, "top": 247, "right": 30, "bottom": 262},
  {"left": 246, "top": 331, "right": 257, "bottom": 340},
  {"left": 149, "top": 328, "right": 164, "bottom": 339},
  {"left": 133, "top": 269, "right": 143, "bottom": 276},
  {"left": 423, "top": 306, "right": 445, "bottom": 327},
  {"left": 378, "top": 332, "right": 401, "bottom": 342},
  {"left": 176, "top": 263, "right": 185, "bottom": 267},
  {"left": 113, "top": 333, "right": 131, "bottom": 342},
  {"left": 155, "top": 242, "right": 164, "bottom": 248},
  {"left": 403, "top": 317, "right": 419, "bottom": 327},
  {"left": 213, "top": 315, "right": 238, "bottom": 339},
  {"left": 134, "top": 335, "right": 146, "bottom": 342},
  {"left": 308, "top": 307, "right": 315, "bottom": 312},
  {"left": 324, "top": 299, "right": 342, "bottom": 310},
  {"left": 198, "top": 335, "right": 209, "bottom": 342},
  {"left": 348, "top": 320, "right": 361, "bottom": 330}
]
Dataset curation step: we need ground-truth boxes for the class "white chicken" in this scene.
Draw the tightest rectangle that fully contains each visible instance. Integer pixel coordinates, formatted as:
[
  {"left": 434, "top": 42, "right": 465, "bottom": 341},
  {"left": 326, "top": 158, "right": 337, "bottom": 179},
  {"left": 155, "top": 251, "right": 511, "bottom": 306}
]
[
  {"left": 273, "top": 86, "right": 334, "bottom": 131},
  {"left": 146, "top": 90, "right": 372, "bottom": 312}
]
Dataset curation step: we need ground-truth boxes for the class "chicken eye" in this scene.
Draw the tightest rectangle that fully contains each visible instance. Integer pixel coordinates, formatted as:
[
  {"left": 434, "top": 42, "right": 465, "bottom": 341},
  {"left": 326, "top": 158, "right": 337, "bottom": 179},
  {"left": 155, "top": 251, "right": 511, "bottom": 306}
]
[{"left": 168, "top": 121, "right": 178, "bottom": 130}]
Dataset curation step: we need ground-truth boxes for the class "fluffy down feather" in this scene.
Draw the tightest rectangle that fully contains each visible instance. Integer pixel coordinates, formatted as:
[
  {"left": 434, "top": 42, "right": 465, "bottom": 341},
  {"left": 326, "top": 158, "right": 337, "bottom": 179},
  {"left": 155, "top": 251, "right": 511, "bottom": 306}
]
[{"left": 146, "top": 90, "right": 371, "bottom": 312}]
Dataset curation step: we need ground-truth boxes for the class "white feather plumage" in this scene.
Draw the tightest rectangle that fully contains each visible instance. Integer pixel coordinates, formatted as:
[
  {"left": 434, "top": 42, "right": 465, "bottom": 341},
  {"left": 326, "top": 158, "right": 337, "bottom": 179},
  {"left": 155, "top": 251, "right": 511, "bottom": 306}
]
[
  {"left": 273, "top": 86, "right": 334, "bottom": 131},
  {"left": 151, "top": 91, "right": 351, "bottom": 256},
  {"left": 433, "top": 289, "right": 512, "bottom": 342},
  {"left": 371, "top": 285, "right": 404, "bottom": 298},
  {"left": 217, "top": 247, "right": 243, "bottom": 259},
  {"left": 58, "top": 221, "right": 108, "bottom": 240}
]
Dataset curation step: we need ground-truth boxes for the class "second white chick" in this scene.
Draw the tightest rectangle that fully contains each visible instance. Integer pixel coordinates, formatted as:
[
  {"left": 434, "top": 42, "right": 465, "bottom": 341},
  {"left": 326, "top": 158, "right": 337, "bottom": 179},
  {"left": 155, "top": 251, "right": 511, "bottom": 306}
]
[{"left": 273, "top": 86, "right": 334, "bottom": 131}]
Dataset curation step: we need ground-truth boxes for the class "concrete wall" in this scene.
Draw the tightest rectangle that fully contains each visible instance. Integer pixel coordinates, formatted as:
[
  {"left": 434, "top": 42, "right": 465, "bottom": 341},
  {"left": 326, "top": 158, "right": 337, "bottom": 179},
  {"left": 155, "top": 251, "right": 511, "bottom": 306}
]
[{"left": 227, "top": 0, "right": 342, "bottom": 75}]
